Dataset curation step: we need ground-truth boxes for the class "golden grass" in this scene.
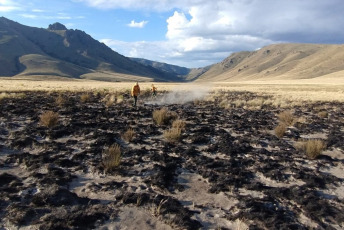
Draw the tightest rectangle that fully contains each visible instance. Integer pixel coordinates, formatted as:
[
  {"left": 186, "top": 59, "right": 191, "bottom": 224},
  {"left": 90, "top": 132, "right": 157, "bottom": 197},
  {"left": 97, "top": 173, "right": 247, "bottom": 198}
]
[
  {"left": 55, "top": 94, "right": 66, "bottom": 107},
  {"left": 102, "top": 144, "right": 121, "bottom": 171},
  {"left": 277, "top": 110, "right": 295, "bottom": 126},
  {"left": 163, "top": 128, "right": 182, "bottom": 142},
  {"left": 172, "top": 119, "right": 186, "bottom": 130},
  {"left": 0, "top": 92, "right": 26, "bottom": 102},
  {"left": 274, "top": 123, "right": 287, "bottom": 138},
  {"left": 122, "top": 128, "right": 135, "bottom": 142},
  {"left": 40, "top": 111, "right": 59, "bottom": 129},
  {"left": 80, "top": 93, "right": 91, "bottom": 103},
  {"left": 0, "top": 78, "right": 343, "bottom": 104},
  {"left": 294, "top": 139, "right": 326, "bottom": 159},
  {"left": 153, "top": 108, "right": 178, "bottom": 126}
]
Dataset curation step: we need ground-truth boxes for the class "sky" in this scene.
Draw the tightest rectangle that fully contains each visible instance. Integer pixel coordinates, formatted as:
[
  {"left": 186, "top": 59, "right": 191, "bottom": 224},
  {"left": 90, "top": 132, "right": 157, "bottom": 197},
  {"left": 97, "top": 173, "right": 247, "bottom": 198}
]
[{"left": 1, "top": 0, "right": 344, "bottom": 68}]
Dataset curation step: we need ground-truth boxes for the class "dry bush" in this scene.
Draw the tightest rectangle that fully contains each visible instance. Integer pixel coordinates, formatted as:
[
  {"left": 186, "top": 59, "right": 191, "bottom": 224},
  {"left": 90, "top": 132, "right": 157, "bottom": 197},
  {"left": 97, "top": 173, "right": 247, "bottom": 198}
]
[
  {"left": 274, "top": 123, "right": 287, "bottom": 138},
  {"left": 102, "top": 144, "right": 121, "bottom": 172},
  {"left": 277, "top": 110, "right": 294, "bottom": 126},
  {"left": 164, "top": 128, "right": 182, "bottom": 142},
  {"left": 318, "top": 111, "right": 328, "bottom": 118},
  {"left": 103, "top": 94, "right": 116, "bottom": 107},
  {"left": 153, "top": 108, "right": 178, "bottom": 125},
  {"left": 172, "top": 119, "right": 186, "bottom": 130},
  {"left": 40, "top": 111, "right": 59, "bottom": 129},
  {"left": 116, "top": 95, "right": 124, "bottom": 104},
  {"left": 294, "top": 139, "right": 326, "bottom": 159},
  {"left": 80, "top": 93, "right": 91, "bottom": 103},
  {"left": 122, "top": 128, "right": 135, "bottom": 142},
  {"left": 55, "top": 94, "right": 66, "bottom": 107}
]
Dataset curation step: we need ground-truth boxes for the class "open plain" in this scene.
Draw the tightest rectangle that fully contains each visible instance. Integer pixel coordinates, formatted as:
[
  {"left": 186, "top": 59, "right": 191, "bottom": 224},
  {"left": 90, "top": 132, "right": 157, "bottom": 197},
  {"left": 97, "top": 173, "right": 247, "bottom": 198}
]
[{"left": 0, "top": 79, "right": 344, "bottom": 229}]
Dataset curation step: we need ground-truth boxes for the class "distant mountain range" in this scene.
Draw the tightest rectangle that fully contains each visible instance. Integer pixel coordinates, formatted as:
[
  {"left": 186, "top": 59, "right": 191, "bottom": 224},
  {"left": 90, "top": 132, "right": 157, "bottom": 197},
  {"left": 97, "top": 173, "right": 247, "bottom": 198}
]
[
  {"left": 1, "top": 17, "right": 344, "bottom": 82},
  {"left": 0, "top": 17, "right": 184, "bottom": 81}
]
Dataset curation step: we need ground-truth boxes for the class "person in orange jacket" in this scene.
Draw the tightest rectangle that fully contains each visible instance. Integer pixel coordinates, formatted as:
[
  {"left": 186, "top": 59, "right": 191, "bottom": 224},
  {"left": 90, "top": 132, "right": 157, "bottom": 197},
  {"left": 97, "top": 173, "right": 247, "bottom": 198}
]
[
  {"left": 131, "top": 82, "right": 140, "bottom": 106},
  {"left": 151, "top": 84, "right": 157, "bottom": 97}
]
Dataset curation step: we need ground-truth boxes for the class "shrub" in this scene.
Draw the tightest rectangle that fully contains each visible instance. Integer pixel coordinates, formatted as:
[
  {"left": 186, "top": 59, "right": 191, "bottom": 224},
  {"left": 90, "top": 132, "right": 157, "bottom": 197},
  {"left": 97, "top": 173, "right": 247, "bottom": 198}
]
[
  {"left": 102, "top": 144, "right": 121, "bottom": 172},
  {"left": 80, "top": 93, "right": 91, "bottom": 103},
  {"left": 153, "top": 108, "right": 177, "bottom": 125},
  {"left": 122, "top": 128, "right": 135, "bottom": 142},
  {"left": 172, "top": 119, "right": 186, "bottom": 130},
  {"left": 274, "top": 123, "right": 287, "bottom": 138},
  {"left": 277, "top": 110, "right": 294, "bottom": 126},
  {"left": 294, "top": 139, "right": 326, "bottom": 159},
  {"left": 163, "top": 128, "right": 182, "bottom": 142},
  {"left": 40, "top": 111, "right": 59, "bottom": 129}
]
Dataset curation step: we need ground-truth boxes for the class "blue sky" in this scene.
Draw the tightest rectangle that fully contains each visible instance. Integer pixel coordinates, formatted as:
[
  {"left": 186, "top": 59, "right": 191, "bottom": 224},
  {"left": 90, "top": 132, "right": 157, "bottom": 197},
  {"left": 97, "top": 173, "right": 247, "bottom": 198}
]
[{"left": 1, "top": 0, "right": 344, "bottom": 68}]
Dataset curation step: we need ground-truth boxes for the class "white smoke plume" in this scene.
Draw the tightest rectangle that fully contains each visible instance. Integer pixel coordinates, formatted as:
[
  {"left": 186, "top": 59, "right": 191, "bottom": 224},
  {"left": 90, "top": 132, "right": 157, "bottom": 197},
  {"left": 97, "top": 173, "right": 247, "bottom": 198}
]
[{"left": 146, "top": 83, "right": 212, "bottom": 105}]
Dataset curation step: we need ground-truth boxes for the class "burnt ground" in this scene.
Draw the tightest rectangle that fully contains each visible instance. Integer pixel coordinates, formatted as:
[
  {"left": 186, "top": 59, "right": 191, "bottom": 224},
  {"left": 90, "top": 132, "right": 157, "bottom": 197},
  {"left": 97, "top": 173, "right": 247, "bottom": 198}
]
[{"left": 0, "top": 90, "right": 343, "bottom": 230}]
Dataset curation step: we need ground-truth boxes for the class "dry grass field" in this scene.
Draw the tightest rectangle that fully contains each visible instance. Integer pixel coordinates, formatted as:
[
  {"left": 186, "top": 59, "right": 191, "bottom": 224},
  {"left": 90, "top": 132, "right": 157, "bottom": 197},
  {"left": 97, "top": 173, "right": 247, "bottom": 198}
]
[{"left": 1, "top": 77, "right": 344, "bottom": 229}]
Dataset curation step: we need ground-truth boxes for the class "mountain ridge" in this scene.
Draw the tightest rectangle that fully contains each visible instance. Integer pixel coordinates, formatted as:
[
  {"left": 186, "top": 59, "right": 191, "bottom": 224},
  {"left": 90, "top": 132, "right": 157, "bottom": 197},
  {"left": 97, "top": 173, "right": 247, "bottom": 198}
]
[{"left": 0, "top": 17, "right": 180, "bottom": 81}]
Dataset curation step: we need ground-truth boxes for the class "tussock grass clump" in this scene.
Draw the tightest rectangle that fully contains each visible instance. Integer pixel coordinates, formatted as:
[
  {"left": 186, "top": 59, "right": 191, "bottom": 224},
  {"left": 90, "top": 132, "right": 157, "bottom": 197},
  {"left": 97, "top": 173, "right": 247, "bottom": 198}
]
[
  {"left": 40, "top": 111, "right": 59, "bottom": 129},
  {"left": 80, "top": 93, "right": 91, "bottom": 103},
  {"left": 55, "top": 94, "right": 66, "bottom": 107},
  {"left": 102, "top": 144, "right": 121, "bottom": 172},
  {"left": 122, "top": 128, "right": 135, "bottom": 142},
  {"left": 274, "top": 123, "right": 287, "bottom": 138},
  {"left": 277, "top": 110, "right": 295, "bottom": 126},
  {"left": 318, "top": 111, "right": 328, "bottom": 118},
  {"left": 153, "top": 108, "right": 178, "bottom": 125},
  {"left": 294, "top": 139, "right": 326, "bottom": 159},
  {"left": 103, "top": 94, "right": 116, "bottom": 107},
  {"left": 164, "top": 128, "right": 182, "bottom": 142},
  {"left": 172, "top": 119, "right": 186, "bottom": 130}
]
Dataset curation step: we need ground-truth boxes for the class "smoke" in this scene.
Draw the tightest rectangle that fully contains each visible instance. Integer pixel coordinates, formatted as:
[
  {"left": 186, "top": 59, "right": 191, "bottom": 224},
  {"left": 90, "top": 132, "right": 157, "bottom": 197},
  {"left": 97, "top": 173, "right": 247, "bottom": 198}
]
[{"left": 146, "top": 84, "right": 212, "bottom": 105}]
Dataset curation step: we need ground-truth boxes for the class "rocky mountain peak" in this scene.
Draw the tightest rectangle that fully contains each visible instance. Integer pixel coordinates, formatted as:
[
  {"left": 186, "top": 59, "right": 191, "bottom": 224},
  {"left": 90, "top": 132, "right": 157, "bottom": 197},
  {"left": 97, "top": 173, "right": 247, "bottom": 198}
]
[{"left": 48, "top": 22, "right": 67, "bottom": 30}]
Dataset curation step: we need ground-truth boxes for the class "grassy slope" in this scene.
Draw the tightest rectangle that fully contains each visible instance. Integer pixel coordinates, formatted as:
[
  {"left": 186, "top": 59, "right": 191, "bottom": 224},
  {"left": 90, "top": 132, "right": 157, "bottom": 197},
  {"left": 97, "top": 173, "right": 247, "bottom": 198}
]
[{"left": 197, "top": 43, "right": 344, "bottom": 81}]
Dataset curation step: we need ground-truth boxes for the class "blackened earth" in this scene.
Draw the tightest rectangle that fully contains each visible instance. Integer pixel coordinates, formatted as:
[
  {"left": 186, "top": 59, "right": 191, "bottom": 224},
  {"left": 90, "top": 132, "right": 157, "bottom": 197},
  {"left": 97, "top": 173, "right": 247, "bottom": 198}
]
[{"left": 0, "top": 91, "right": 343, "bottom": 229}]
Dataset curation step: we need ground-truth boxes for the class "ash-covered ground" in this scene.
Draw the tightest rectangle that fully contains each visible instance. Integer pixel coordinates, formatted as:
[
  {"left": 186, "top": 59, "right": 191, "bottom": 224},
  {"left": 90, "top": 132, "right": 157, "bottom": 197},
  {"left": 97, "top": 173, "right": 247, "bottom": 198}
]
[{"left": 0, "top": 90, "right": 343, "bottom": 230}]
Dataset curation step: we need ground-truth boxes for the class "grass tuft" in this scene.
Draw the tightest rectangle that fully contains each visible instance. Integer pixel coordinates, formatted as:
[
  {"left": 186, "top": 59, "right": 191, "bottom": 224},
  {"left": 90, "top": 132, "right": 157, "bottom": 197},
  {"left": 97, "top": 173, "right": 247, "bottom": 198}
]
[
  {"left": 294, "top": 139, "right": 326, "bottom": 159},
  {"left": 102, "top": 144, "right": 121, "bottom": 172},
  {"left": 80, "top": 93, "right": 91, "bottom": 103},
  {"left": 153, "top": 108, "right": 178, "bottom": 125},
  {"left": 172, "top": 119, "right": 186, "bottom": 130},
  {"left": 277, "top": 110, "right": 295, "bottom": 126},
  {"left": 274, "top": 123, "right": 287, "bottom": 138},
  {"left": 163, "top": 128, "right": 182, "bottom": 142},
  {"left": 122, "top": 128, "right": 135, "bottom": 142},
  {"left": 39, "top": 111, "right": 59, "bottom": 129}
]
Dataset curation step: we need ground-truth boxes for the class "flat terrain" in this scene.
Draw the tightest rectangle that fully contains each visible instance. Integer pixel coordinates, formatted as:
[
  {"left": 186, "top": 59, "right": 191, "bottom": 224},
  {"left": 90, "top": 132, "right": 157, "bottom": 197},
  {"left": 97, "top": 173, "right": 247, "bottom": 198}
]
[{"left": 0, "top": 80, "right": 344, "bottom": 229}]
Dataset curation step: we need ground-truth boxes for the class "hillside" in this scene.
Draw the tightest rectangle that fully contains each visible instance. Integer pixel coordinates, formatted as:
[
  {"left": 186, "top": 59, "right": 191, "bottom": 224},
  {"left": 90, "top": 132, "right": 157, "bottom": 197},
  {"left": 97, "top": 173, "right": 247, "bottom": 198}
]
[
  {"left": 197, "top": 43, "right": 344, "bottom": 81},
  {"left": 0, "top": 17, "right": 179, "bottom": 81}
]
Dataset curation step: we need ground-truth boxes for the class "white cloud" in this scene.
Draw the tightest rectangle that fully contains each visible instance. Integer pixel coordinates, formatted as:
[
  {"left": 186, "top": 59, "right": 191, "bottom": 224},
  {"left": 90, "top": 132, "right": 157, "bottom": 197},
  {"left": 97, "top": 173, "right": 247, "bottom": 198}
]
[
  {"left": 127, "top": 20, "right": 148, "bottom": 28},
  {"left": 0, "top": 0, "right": 22, "bottom": 12},
  {"left": 73, "top": 0, "right": 344, "bottom": 67}
]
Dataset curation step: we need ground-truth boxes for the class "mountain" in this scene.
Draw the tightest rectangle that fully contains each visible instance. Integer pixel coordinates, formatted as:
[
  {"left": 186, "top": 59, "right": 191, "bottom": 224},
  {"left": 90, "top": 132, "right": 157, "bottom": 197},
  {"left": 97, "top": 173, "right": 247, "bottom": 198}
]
[
  {"left": 0, "top": 17, "right": 180, "bottom": 81},
  {"left": 196, "top": 43, "right": 344, "bottom": 81},
  {"left": 130, "top": 58, "right": 212, "bottom": 81}
]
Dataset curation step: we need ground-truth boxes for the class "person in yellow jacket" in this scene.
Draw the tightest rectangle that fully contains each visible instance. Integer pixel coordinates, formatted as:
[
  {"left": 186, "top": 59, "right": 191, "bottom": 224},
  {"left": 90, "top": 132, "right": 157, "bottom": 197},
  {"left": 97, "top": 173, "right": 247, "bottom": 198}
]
[
  {"left": 151, "top": 84, "right": 157, "bottom": 97},
  {"left": 131, "top": 82, "right": 140, "bottom": 106}
]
